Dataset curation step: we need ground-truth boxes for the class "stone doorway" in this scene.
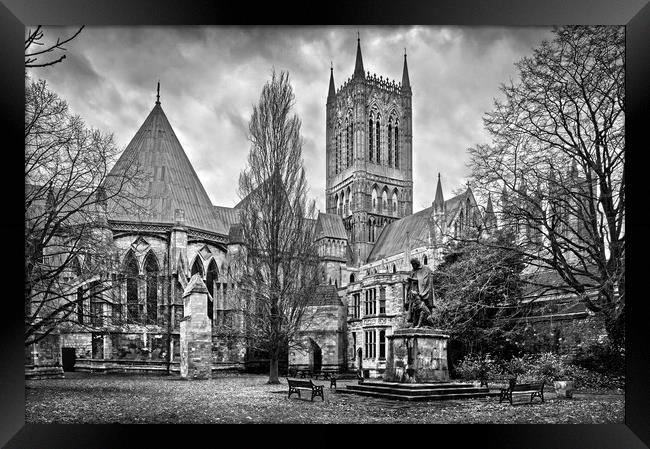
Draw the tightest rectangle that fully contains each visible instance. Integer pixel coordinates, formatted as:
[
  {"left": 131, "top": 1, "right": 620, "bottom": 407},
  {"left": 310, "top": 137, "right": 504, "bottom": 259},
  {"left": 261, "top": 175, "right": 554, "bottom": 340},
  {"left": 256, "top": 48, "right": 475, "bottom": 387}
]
[
  {"left": 309, "top": 339, "right": 322, "bottom": 372},
  {"left": 62, "top": 347, "right": 76, "bottom": 372}
]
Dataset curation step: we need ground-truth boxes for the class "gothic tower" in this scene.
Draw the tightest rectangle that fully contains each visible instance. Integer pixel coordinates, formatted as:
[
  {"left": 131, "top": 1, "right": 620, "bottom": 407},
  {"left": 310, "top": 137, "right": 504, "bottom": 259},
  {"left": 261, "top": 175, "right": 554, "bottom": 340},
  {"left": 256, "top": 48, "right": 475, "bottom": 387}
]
[{"left": 325, "top": 37, "right": 413, "bottom": 265}]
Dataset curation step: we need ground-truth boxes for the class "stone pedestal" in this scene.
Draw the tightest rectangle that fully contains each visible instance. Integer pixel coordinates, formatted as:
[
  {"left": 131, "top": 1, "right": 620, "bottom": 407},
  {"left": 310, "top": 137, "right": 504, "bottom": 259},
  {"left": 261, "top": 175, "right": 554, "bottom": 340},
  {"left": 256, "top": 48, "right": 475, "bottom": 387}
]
[
  {"left": 383, "top": 328, "right": 450, "bottom": 383},
  {"left": 180, "top": 274, "right": 213, "bottom": 379}
]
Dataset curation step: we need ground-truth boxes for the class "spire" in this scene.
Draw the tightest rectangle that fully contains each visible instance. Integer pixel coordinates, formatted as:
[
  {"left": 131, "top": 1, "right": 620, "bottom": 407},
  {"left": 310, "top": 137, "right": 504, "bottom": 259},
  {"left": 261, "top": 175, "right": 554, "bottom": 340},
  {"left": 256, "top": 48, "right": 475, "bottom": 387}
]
[
  {"left": 155, "top": 80, "right": 160, "bottom": 105},
  {"left": 486, "top": 193, "right": 494, "bottom": 214},
  {"left": 433, "top": 172, "right": 445, "bottom": 210},
  {"left": 328, "top": 62, "right": 336, "bottom": 100},
  {"left": 353, "top": 33, "right": 365, "bottom": 79},
  {"left": 401, "top": 50, "right": 411, "bottom": 93}
]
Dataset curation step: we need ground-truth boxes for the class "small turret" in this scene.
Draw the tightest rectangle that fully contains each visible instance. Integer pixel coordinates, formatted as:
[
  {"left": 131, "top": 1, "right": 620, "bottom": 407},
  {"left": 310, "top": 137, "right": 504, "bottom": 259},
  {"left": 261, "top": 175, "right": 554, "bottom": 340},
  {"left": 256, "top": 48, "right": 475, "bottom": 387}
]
[
  {"left": 327, "top": 62, "right": 336, "bottom": 102},
  {"left": 353, "top": 33, "right": 365, "bottom": 79},
  {"left": 401, "top": 50, "right": 411, "bottom": 95}
]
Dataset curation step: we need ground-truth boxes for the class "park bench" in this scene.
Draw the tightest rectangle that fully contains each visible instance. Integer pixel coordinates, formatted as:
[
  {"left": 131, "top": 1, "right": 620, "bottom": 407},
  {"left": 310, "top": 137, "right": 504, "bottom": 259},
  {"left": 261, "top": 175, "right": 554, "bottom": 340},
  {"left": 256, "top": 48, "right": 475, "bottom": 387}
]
[
  {"left": 499, "top": 378, "right": 545, "bottom": 405},
  {"left": 286, "top": 378, "right": 325, "bottom": 401},
  {"left": 329, "top": 370, "right": 364, "bottom": 388}
]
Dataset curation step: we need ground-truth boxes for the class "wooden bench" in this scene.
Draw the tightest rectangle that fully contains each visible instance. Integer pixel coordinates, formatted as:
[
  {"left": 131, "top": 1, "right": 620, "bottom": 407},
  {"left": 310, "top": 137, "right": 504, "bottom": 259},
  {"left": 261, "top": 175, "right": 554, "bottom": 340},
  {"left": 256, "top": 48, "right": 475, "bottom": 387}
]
[
  {"left": 286, "top": 378, "right": 324, "bottom": 401},
  {"left": 329, "top": 370, "right": 364, "bottom": 388},
  {"left": 499, "top": 379, "right": 545, "bottom": 405}
]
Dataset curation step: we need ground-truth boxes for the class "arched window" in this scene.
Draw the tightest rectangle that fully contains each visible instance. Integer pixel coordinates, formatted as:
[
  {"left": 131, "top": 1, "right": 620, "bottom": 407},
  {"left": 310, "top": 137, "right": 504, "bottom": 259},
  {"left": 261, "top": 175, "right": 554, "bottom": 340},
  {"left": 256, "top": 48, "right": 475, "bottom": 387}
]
[
  {"left": 337, "top": 127, "right": 342, "bottom": 174},
  {"left": 423, "top": 255, "right": 428, "bottom": 265},
  {"left": 382, "top": 189, "right": 388, "bottom": 213},
  {"left": 341, "top": 191, "right": 346, "bottom": 216},
  {"left": 144, "top": 251, "right": 159, "bottom": 324},
  {"left": 350, "top": 273, "right": 355, "bottom": 283},
  {"left": 372, "top": 187, "right": 378, "bottom": 212},
  {"left": 394, "top": 124, "right": 399, "bottom": 168},
  {"left": 335, "top": 128, "right": 340, "bottom": 174},
  {"left": 459, "top": 210, "right": 464, "bottom": 234},
  {"left": 387, "top": 118, "right": 393, "bottom": 167},
  {"left": 392, "top": 190, "right": 398, "bottom": 215},
  {"left": 335, "top": 194, "right": 340, "bottom": 215},
  {"left": 191, "top": 257, "right": 203, "bottom": 277},
  {"left": 368, "top": 117, "right": 374, "bottom": 162},
  {"left": 392, "top": 264, "right": 396, "bottom": 273},
  {"left": 375, "top": 118, "right": 381, "bottom": 164},
  {"left": 346, "top": 115, "right": 353, "bottom": 169},
  {"left": 346, "top": 187, "right": 351, "bottom": 215},
  {"left": 206, "top": 259, "right": 218, "bottom": 321},
  {"left": 124, "top": 251, "right": 140, "bottom": 323},
  {"left": 466, "top": 198, "right": 471, "bottom": 226}
]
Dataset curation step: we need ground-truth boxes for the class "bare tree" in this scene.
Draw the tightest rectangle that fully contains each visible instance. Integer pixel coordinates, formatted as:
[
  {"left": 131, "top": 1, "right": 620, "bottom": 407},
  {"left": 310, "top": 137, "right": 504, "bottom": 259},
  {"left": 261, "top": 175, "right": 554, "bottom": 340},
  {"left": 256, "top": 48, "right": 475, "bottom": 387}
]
[
  {"left": 25, "top": 78, "right": 145, "bottom": 346},
  {"left": 25, "top": 26, "right": 85, "bottom": 68},
  {"left": 233, "top": 70, "right": 320, "bottom": 384},
  {"left": 467, "top": 26, "right": 625, "bottom": 348}
]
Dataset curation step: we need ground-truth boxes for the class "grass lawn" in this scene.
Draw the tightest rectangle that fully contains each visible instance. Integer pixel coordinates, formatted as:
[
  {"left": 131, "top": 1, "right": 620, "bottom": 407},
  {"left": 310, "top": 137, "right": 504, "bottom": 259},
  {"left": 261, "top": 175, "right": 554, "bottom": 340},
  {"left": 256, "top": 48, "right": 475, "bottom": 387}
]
[{"left": 25, "top": 372, "right": 624, "bottom": 424}]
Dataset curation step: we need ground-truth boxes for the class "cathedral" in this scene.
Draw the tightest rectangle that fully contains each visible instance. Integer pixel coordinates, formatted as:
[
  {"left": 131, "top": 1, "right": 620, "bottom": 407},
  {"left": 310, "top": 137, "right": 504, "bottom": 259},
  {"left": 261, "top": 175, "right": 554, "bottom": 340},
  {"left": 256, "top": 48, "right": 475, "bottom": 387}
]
[{"left": 25, "top": 38, "right": 491, "bottom": 379}]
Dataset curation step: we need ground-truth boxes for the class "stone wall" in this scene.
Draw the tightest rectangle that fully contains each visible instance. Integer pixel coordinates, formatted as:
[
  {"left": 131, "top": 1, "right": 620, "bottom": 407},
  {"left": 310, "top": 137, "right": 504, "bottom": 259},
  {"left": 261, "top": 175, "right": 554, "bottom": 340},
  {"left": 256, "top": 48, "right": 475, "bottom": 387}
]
[
  {"left": 25, "top": 334, "right": 64, "bottom": 379},
  {"left": 290, "top": 303, "right": 346, "bottom": 371}
]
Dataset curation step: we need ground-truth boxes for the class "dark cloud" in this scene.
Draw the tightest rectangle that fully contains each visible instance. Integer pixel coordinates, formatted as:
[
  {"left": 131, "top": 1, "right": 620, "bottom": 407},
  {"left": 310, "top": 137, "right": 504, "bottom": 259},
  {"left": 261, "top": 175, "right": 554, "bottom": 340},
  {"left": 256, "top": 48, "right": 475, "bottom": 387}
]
[{"left": 29, "top": 25, "right": 552, "bottom": 211}]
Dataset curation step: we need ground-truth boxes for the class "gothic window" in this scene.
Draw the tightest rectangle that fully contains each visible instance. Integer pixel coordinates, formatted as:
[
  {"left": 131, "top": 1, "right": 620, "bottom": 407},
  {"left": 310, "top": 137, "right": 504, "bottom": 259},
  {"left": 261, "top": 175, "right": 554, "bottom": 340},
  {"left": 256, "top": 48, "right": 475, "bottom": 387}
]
[
  {"left": 392, "top": 190, "right": 398, "bottom": 215},
  {"left": 206, "top": 259, "right": 218, "bottom": 321},
  {"left": 341, "top": 191, "right": 346, "bottom": 216},
  {"left": 346, "top": 186, "right": 351, "bottom": 215},
  {"left": 350, "top": 273, "right": 355, "bottom": 283},
  {"left": 392, "top": 264, "right": 396, "bottom": 273},
  {"left": 144, "top": 251, "right": 159, "bottom": 325},
  {"left": 387, "top": 119, "right": 393, "bottom": 167},
  {"left": 394, "top": 124, "right": 399, "bottom": 168},
  {"left": 382, "top": 189, "right": 388, "bottom": 213},
  {"left": 124, "top": 251, "right": 140, "bottom": 323},
  {"left": 335, "top": 130, "right": 340, "bottom": 174},
  {"left": 368, "top": 117, "right": 373, "bottom": 162},
  {"left": 372, "top": 187, "right": 378, "bottom": 212},
  {"left": 375, "top": 119, "right": 381, "bottom": 164},
  {"left": 77, "top": 285, "right": 84, "bottom": 325},
  {"left": 423, "top": 255, "right": 428, "bottom": 265},
  {"left": 337, "top": 128, "right": 342, "bottom": 174},
  {"left": 335, "top": 194, "right": 340, "bottom": 215},
  {"left": 191, "top": 257, "right": 203, "bottom": 277}
]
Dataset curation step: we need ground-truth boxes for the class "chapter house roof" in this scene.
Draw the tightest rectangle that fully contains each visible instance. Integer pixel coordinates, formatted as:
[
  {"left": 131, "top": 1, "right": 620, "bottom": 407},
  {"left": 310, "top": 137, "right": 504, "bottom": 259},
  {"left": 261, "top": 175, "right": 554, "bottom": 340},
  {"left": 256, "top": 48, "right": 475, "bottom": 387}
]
[{"left": 103, "top": 100, "right": 227, "bottom": 235}]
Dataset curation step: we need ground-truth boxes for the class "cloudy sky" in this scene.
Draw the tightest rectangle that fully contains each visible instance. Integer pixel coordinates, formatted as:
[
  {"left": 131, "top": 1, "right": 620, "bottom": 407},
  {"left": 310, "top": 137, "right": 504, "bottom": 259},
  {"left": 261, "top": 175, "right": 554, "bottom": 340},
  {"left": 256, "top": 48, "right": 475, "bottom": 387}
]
[{"left": 28, "top": 25, "right": 553, "bottom": 212}]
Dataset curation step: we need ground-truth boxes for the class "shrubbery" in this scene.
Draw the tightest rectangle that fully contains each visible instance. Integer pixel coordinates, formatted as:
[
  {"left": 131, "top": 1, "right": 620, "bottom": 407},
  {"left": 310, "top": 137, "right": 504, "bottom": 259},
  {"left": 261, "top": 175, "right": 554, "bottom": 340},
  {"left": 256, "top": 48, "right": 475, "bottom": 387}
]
[{"left": 453, "top": 349, "right": 624, "bottom": 391}]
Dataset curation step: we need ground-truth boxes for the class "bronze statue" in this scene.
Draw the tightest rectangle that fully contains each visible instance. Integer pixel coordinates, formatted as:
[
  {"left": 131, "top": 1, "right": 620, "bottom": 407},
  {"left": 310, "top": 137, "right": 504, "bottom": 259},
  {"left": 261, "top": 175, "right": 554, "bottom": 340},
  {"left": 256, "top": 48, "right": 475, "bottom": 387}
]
[{"left": 403, "top": 257, "right": 436, "bottom": 328}]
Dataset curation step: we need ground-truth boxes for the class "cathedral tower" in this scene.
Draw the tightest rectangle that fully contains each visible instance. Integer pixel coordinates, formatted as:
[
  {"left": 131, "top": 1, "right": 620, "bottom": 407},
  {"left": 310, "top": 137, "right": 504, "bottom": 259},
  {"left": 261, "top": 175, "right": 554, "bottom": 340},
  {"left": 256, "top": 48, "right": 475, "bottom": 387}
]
[{"left": 325, "top": 37, "right": 413, "bottom": 265}]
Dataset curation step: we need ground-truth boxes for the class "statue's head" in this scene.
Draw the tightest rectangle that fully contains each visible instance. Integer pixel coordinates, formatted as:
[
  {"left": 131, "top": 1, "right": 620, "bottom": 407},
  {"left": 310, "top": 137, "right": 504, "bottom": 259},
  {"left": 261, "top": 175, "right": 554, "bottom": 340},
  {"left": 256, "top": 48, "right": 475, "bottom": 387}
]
[{"left": 410, "top": 257, "right": 421, "bottom": 270}]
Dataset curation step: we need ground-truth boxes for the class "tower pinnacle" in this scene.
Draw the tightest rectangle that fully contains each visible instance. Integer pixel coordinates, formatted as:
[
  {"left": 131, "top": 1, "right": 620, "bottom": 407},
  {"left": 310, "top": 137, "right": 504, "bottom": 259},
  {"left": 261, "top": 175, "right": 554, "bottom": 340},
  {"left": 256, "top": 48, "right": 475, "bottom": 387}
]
[
  {"left": 328, "top": 62, "right": 336, "bottom": 100},
  {"left": 401, "top": 51, "right": 411, "bottom": 93},
  {"left": 156, "top": 80, "right": 160, "bottom": 105},
  {"left": 353, "top": 34, "right": 365, "bottom": 79}
]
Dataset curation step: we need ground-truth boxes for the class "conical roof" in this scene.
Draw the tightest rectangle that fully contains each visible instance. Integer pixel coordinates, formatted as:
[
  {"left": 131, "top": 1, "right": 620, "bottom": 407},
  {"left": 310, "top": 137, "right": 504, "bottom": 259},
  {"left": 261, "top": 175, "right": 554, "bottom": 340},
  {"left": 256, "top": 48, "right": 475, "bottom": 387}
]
[
  {"left": 401, "top": 52, "right": 411, "bottom": 93},
  {"left": 327, "top": 64, "right": 336, "bottom": 100},
  {"left": 104, "top": 99, "right": 227, "bottom": 235},
  {"left": 353, "top": 36, "right": 365, "bottom": 79}
]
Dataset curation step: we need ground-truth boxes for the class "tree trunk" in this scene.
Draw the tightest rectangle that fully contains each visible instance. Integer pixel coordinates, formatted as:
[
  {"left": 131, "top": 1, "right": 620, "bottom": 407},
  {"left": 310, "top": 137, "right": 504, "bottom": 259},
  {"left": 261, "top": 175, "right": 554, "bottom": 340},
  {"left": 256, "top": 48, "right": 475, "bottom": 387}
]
[{"left": 268, "top": 353, "right": 280, "bottom": 384}]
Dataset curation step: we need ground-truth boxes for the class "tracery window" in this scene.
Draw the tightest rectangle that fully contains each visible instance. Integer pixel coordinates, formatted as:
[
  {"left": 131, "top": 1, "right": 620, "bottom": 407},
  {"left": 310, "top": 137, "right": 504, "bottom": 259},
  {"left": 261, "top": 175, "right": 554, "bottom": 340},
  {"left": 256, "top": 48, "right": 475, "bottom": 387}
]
[
  {"left": 387, "top": 119, "right": 393, "bottom": 167},
  {"left": 124, "top": 251, "right": 140, "bottom": 323},
  {"left": 144, "top": 252, "right": 159, "bottom": 324},
  {"left": 394, "top": 125, "right": 399, "bottom": 168},
  {"left": 375, "top": 119, "right": 381, "bottom": 164},
  {"left": 368, "top": 118, "right": 373, "bottom": 162}
]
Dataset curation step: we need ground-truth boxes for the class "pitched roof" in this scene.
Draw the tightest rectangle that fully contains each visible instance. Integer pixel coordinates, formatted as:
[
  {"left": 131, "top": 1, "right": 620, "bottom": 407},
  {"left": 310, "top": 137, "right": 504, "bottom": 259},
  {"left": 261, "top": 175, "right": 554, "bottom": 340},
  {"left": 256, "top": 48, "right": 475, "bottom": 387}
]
[
  {"left": 213, "top": 206, "right": 241, "bottom": 229},
  {"left": 367, "top": 206, "right": 432, "bottom": 263},
  {"left": 308, "top": 284, "right": 343, "bottom": 307},
  {"left": 103, "top": 101, "right": 227, "bottom": 235},
  {"left": 315, "top": 212, "right": 347, "bottom": 240},
  {"left": 366, "top": 189, "right": 479, "bottom": 263}
]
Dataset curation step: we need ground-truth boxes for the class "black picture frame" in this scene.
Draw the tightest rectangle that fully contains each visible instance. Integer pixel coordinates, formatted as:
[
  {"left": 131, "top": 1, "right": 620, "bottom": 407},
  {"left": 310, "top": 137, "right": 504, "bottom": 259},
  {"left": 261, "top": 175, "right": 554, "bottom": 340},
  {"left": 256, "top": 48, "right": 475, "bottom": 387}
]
[{"left": 2, "top": 0, "right": 648, "bottom": 447}]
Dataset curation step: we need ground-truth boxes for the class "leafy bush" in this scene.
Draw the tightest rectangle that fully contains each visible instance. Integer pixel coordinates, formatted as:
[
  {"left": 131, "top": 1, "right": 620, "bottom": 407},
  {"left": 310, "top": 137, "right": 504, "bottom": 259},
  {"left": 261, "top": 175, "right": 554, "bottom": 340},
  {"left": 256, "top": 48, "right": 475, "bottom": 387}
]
[
  {"left": 571, "top": 343, "right": 625, "bottom": 375},
  {"left": 453, "top": 350, "right": 624, "bottom": 391},
  {"left": 454, "top": 353, "right": 499, "bottom": 380}
]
